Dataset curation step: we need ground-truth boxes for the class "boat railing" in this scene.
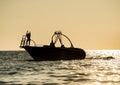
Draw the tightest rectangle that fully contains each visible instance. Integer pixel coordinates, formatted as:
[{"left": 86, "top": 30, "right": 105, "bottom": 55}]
[
  {"left": 20, "top": 31, "right": 74, "bottom": 48},
  {"left": 20, "top": 35, "right": 26, "bottom": 47},
  {"left": 50, "top": 31, "right": 74, "bottom": 48}
]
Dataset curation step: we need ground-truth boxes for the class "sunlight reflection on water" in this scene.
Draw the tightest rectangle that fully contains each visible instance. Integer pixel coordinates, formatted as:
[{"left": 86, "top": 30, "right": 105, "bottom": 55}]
[{"left": 0, "top": 50, "right": 120, "bottom": 85}]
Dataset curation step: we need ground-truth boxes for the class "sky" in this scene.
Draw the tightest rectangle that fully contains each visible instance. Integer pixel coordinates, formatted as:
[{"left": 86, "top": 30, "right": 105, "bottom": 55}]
[{"left": 0, "top": 0, "right": 120, "bottom": 50}]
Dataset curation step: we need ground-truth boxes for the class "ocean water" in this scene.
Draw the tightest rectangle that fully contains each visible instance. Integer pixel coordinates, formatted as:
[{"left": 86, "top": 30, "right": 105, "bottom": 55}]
[{"left": 0, "top": 50, "right": 120, "bottom": 85}]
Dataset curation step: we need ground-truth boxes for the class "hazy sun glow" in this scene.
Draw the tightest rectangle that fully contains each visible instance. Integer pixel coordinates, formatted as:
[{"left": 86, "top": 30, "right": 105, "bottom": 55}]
[{"left": 0, "top": 0, "right": 120, "bottom": 50}]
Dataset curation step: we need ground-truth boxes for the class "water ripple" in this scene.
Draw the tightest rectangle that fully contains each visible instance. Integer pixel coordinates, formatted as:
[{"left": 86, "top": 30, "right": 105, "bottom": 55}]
[{"left": 0, "top": 50, "right": 120, "bottom": 84}]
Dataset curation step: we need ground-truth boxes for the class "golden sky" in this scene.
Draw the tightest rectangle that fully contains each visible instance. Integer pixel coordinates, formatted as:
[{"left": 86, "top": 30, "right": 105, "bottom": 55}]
[{"left": 0, "top": 0, "right": 120, "bottom": 50}]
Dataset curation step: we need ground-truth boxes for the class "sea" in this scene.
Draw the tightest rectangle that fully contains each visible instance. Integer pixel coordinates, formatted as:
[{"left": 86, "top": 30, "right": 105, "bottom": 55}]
[{"left": 0, "top": 50, "right": 120, "bottom": 85}]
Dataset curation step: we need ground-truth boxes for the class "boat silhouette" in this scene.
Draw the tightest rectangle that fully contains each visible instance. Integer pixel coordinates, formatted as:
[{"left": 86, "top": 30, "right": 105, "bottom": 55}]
[{"left": 20, "top": 31, "right": 86, "bottom": 61}]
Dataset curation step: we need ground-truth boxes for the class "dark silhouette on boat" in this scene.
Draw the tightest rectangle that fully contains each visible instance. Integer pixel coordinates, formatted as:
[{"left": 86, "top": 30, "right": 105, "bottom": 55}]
[{"left": 20, "top": 31, "right": 86, "bottom": 61}]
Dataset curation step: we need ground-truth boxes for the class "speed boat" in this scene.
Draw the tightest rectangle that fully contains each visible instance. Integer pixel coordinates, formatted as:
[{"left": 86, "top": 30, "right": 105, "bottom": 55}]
[{"left": 20, "top": 31, "right": 86, "bottom": 61}]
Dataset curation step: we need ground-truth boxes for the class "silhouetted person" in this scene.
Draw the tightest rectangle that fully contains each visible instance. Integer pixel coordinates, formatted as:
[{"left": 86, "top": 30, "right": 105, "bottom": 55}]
[
  {"left": 26, "top": 31, "right": 31, "bottom": 46},
  {"left": 50, "top": 40, "right": 55, "bottom": 47}
]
